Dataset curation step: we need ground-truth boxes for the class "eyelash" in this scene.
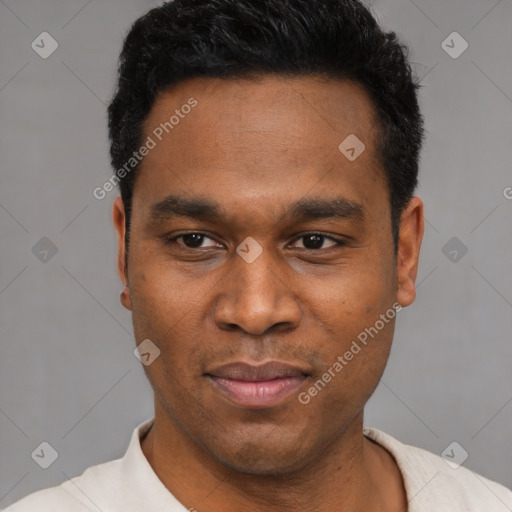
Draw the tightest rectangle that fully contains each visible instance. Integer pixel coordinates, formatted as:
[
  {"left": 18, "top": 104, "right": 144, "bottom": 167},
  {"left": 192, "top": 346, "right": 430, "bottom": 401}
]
[{"left": 164, "top": 232, "right": 347, "bottom": 251}]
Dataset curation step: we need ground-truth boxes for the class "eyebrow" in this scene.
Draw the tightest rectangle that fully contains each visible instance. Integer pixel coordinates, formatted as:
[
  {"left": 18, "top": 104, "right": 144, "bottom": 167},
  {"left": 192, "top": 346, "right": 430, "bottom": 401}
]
[
  {"left": 149, "top": 195, "right": 223, "bottom": 221},
  {"left": 149, "top": 194, "right": 365, "bottom": 224},
  {"left": 288, "top": 197, "right": 365, "bottom": 223}
]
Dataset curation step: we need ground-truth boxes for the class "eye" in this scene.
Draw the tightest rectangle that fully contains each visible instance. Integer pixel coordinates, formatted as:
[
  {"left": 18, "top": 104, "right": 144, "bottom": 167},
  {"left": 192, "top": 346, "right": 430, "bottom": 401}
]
[
  {"left": 290, "top": 233, "right": 345, "bottom": 250},
  {"left": 169, "top": 232, "right": 221, "bottom": 249}
]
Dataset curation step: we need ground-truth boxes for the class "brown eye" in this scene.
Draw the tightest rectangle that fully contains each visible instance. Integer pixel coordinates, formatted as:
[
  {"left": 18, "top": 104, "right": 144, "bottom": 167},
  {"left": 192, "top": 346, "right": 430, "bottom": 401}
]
[
  {"left": 291, "top": 233, "right": 343, "bottom": 250},
  {"left": 180, "top": 233, "right": 206, "bottom": 248},
  {"left": 166, "top": 232, "right": 221, "bottom": 249}
]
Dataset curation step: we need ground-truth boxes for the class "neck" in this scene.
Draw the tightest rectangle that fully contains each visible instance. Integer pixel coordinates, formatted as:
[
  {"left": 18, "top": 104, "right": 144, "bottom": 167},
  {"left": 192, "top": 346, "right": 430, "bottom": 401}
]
[{"left": 141, "top": 402, "right": 407, "bottom": 512}]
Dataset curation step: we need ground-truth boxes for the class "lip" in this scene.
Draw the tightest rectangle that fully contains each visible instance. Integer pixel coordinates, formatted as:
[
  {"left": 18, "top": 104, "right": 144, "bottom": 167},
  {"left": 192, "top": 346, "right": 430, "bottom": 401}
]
[{"left": 205, "top": 361, "right": 310, "bottom": 408}]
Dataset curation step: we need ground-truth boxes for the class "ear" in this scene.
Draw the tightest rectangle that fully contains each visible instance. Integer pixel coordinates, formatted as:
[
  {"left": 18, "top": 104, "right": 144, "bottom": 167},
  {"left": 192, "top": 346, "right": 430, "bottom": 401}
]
[
  {"left": 113, "top": 197, "right": 131, "bottom": 310},
  {"left": 396, "top": 196, "right": 424, "bottom": 307}
]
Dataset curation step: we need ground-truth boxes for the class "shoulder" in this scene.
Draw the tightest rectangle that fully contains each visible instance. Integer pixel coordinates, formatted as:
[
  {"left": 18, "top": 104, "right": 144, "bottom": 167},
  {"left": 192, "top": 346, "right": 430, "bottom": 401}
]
[
  {"left": 364, "top": 426, "right": 512, "bottom": 511},
  {"left": 3, "top": 418, "right": 155, "bottom": 512},
  {"left": 2, "top": 485, "right": 90, "bottom": 512},
  {"left": 2, "top": 458, "right": 123, "bottom": 512}
]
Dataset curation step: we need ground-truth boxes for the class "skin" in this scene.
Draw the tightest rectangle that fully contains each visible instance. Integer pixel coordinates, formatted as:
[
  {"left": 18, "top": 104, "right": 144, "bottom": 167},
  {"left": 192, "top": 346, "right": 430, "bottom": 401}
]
[{"left": 113, "top": 75, "right": 423, "bottom": 512}]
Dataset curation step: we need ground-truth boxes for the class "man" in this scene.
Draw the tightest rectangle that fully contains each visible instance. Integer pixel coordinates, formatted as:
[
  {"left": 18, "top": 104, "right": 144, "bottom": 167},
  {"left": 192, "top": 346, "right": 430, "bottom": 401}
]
[{"left": 5, "top": 0, "right": 511, "bottom": 510}]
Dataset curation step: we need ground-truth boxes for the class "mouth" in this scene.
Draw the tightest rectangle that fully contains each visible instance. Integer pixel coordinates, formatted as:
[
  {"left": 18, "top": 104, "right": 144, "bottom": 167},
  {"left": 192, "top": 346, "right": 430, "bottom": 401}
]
[{"left": 205, "top": 361, "right": 310, "bottom": 408}]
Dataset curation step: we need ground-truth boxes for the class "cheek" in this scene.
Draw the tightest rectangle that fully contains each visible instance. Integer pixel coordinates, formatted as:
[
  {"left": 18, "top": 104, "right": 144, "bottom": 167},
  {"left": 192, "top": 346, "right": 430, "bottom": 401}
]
[
  {"left": 306, "top": 253, "right": 394, "bottom": 331},
  {"left": 302, "top": 251, "right": 396, "bottom": 386},
  {"left": 127, "top": 261, "right": 201, "bottom": 362},
  {"left": 129, "top": 248, "right": 203, "bottom": 319},
  {"left": 304, "top": 315, "right": 395, "bottom": 419}
]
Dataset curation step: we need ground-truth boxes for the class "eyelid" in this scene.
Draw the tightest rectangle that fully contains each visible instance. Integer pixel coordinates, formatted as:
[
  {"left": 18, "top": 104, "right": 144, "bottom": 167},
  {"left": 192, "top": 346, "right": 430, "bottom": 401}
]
[
  {"left": 289, "top": 232, "right": 347, "bottom": 249},
  {"left": 164, "top": 231, "right": 347, "bottom": 249},
  {"left": 165, "top": 231, "right": 222, "bottom": 248}
]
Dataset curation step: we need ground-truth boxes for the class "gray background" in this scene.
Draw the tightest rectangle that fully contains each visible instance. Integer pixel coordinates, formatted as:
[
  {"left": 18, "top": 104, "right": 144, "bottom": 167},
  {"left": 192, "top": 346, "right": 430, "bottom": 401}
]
[{"left": 1, "top": 0, "right": 511, "bottom": 507}]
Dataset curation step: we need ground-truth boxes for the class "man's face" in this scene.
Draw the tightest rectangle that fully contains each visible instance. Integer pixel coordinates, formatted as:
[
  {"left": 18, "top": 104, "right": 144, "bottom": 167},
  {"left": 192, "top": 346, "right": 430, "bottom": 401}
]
[{"left": 114, "top": 76, "right": 421, "bottom": 475}]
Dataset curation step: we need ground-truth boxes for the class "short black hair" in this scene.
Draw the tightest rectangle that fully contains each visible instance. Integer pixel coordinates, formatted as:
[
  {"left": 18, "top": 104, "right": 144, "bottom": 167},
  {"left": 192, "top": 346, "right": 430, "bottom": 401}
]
[{"left": 108, "top": 0, "right": 423, "bottom": 253}]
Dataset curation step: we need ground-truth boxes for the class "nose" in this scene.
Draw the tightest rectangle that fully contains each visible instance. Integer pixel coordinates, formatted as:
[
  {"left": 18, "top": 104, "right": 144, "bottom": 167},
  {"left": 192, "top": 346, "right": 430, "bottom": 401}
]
[{"left": 213, "top": 247, "right": 302, "bottom": 336}]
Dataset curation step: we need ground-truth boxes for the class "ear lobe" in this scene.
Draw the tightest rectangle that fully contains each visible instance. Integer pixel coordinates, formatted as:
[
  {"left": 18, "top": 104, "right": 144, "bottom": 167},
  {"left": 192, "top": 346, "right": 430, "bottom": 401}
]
[
  {"left": 120, "top": 286, "right": 132, "bottom": 310},
  {"left": 113, "top": 197, "right": 131, "bottom": 310},
  {"left": 396, "top": 196, "right": 424, "bottom": 308}
]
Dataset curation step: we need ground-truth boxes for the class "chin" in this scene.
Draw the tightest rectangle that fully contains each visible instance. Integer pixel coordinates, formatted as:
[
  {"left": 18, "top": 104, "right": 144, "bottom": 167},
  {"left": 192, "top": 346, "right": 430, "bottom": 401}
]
[
  {"left": 213, "top": 449, "right": 306, "bottom": 476},
  {"left": 203, "top": 428, "right": 316, "bottom": 476}
]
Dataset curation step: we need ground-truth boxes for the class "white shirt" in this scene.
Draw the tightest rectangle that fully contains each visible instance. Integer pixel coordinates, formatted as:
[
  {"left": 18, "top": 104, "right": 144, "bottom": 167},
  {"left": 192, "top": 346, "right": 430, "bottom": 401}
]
[{"left": 4, "top": 417, "right": 512, "bottom": 511}]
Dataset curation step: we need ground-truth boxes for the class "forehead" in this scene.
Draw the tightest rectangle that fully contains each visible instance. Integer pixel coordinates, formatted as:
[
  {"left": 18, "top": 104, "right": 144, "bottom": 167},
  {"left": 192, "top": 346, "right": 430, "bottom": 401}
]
[
  {"left": 134, "top": 75, "right": 387, "bottom": 220},
  {"left": 144, "top": 74, "right": 379, "bottom": 155}
]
